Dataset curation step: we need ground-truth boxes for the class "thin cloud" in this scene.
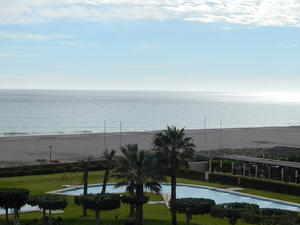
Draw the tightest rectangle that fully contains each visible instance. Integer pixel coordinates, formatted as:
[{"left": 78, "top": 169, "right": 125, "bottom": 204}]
[
  {"left": 274, "top": 43, "right": 298, "bottom": 48},
  {"left": 0, "top": 52, "right": 34, "bottom": 58},
  {"left": 0, "top": 31, "right": 71, "bottom": 41},
  {"left": 0, "top": 0, "right": 299, "bottom": 27}
]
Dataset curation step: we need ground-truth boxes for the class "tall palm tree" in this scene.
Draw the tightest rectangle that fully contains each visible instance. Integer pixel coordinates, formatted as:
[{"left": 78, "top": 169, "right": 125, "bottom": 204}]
[
  {"left": 153, "top": 126, "right": 195, "bottom": 225},
  {"left": 80, "top": 156, "right": 92, "bottom": 217},
  {"left": 100, "top": 149, "right": 116, "bottom": 194},
  {"left": 114, "top": 144, "right": 165, "bottom": 225}
]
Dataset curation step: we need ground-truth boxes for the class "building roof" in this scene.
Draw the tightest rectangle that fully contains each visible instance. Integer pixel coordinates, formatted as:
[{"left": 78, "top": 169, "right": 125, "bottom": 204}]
[
  {"left": 263, "top": 146, "right": 300, "bottom": 156},
  {"left": 215, "top": 155, "right": 300, "bottom": 169}
]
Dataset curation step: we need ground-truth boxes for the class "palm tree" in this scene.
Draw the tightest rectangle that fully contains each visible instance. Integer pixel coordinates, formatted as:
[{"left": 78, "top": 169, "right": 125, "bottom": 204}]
[
  {"left": 153, "top": 126, "right": 195, "bottom": 225},
  {"left": 114, "top": 144, "right": 165, "bottom": 225},
  {"left": 79, "top": 156, "right": 92, "bottom": 217},
  {"left": 100, "top": 149, "right": 116, "bottom": 194}
]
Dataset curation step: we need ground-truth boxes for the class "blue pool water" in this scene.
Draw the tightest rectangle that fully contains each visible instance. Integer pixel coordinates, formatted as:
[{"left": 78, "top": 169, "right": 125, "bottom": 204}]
[{"left": 59, "top": 184, "right": 300, "bottom": 212}]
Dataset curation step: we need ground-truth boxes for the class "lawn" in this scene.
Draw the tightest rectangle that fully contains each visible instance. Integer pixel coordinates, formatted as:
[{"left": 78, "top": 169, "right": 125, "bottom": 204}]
[{"left": 0, "top": 170, "right": 299, "bottom": 225}]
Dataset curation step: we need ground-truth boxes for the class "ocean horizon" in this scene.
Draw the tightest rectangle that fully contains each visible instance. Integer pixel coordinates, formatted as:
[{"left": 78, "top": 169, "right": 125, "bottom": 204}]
[{"left": 1, "top": 89, "right": 300, "bottom": 137}]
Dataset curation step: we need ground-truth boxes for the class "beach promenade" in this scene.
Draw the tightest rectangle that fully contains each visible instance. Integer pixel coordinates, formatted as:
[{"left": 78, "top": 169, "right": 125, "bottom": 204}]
[{"left": 1, "top": 126, "right": 300, "bottom": 167}]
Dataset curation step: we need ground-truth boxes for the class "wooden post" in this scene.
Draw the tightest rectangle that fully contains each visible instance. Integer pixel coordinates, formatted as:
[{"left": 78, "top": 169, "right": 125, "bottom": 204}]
[
  {"left": 281, "top": 168, "right": 284, "bottom": 182},
  {"left": 209, "top": 158, "right": 212, "bottom": 173},
  {"left": 295, "top": 169, "right": 298, "bottom": 183},
  {"left": 231, "top": 162, "right": 234, "bottom": 175},
  {"left": 243, "top": 162, "right": 246, "bottom": 176}
]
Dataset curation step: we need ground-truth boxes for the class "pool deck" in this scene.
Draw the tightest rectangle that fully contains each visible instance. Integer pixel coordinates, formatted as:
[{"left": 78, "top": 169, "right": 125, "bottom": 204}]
[{"left": 48, "top": 182, "right": 300, "bottom": 210}]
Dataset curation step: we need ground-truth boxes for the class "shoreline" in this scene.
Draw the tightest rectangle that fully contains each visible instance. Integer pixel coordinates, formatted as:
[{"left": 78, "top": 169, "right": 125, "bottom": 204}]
[
  {"left": 1, "top": 125, "right": 300, "bottom": 167},
  {"left": 1, "top": 125, "right": 300, "bottom": 139}
]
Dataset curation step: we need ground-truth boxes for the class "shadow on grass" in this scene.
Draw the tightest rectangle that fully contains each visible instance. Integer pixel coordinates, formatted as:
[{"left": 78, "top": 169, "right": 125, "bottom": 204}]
[{"left": 0, "top": 218, "right": 205, "bottom": 225}]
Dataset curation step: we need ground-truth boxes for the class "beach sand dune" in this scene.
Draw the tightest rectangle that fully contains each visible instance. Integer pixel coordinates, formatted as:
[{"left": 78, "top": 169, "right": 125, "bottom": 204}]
[{"left": 1, "top": 126, "right": 300, "bottom": 167}]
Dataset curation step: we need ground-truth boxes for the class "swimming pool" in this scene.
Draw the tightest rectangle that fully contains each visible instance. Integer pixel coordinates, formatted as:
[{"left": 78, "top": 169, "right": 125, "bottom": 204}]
[
  {"left": 0, "top": 205, "right": 39, "bottom": 215},
  {"left": 58, "top": 183, "right": 300, "bottom": 212},
  {"left": 2, "top": 183, "right": 300, "bottom": 214}
]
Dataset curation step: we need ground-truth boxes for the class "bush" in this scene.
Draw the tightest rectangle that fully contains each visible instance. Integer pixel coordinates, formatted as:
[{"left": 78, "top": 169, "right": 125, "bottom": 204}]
[
  {"left": 209, "top": 172, "right": 300, "bottom": 196},
  {"left": 75, "top": 193, "right": 120, "bottom": 225},
  {"left": 28, "top": 194, "right": 67, "bottom": 225},
  {"left": 0, "top": 188, "right": 29, "bottom": 224},
  {"left": 174, "top": 168, "right": 300, "bottom": 197},
  {"left": 243, "top": 208, "right": 299, "bottom": 225},
  {"left": 176, "top": 168, "right": 206, "bottom": 181},
  {"left": 211, "top": 202, "right": 259, "bottom": 225},
  {"left": 0, "top": 161, "right": 105, "bottom": 177},
  {"left": 171, "top": 198, "right": 215, "bottom": 225}
]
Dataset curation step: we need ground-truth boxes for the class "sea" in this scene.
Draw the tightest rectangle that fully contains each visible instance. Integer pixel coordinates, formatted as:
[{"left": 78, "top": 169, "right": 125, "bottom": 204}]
[{"left": 1, "top": 89, "right": 300, "bottom": 137}]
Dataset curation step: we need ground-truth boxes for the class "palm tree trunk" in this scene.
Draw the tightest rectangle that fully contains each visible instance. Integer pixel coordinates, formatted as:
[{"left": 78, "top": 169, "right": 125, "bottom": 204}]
[
  {"left": 130, "top": 203, "right": 135, "bottom": 219},
  {"left": 43, "top": 208, "right": 46, "bottom": 225},
  {"left": 101, "top": 168, "right": 109, "bottom": 194},
  {"left": 135, "top": 184, "right": 144, "bottom": 225},
  {"left": 83, "top": 171, "right": 88, "bottom": 217},
  {"left": 186, "top": 213, "right": 191, "bottom": 225},
  {"left": 5, "top": 208, "right": 9, "bottom": 225},
  {"left": 170, "top": 165, "right": 177, "bottom": 225},
  {"left": 95, "top": 210, "right": 100, "bottom": 225},
  {"left": 49, "top": 209, "right": 52, "bottom": 225}
]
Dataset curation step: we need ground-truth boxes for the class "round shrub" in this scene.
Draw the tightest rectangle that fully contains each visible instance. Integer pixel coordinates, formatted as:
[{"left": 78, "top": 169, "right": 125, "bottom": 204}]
[
  {"left": 243, "top": 208, "right": 299, "bottom": 225},
  {"left": 0, "top": 188, "right": 29, "bottom": 224},
  {"left": 28, "top": 194, "right": 68, "bottom": 211},
  {"left": 171, "top": 198, "right": 215, "bottom": 225},
  {"left": 75, "top": 193, "right": 120, "bottom": 225},
  {"left": 211, "top": 202, "right": 259, "bottom": 225}
]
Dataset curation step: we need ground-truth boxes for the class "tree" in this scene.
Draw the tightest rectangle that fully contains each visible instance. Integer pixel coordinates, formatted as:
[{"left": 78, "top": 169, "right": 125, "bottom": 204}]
[
  {"left": 243, "top": 208, "right": 299, "bottom": 225},
  {"left": 75, "top": 193, "right": 120, "bottom": 225},
  {"left": 28, "top": 194, "right": 68, "bottom": 225},
  {"left": 172, "top": 198, "right": 215, "bottom": 225},
  {"left": 114, "top": 144, "right": 165, "bottom": 225},
  {"left": 0, "top": 188, "right": 29, "bottom": 225},
  {"left": 100, "top": 149, "right": 116, "bottom": 194},
  {"left": 211, "top": 202, "right": 259, "bottom": 225},
  {"left": 153, "top": 126, "right": 195, "bottom": 225},
  {"left": 121, "top": 193, "right": 149, "bottom": 220},
  {"left": 79, "top": 156, "right": 93, "bottom": 217}
]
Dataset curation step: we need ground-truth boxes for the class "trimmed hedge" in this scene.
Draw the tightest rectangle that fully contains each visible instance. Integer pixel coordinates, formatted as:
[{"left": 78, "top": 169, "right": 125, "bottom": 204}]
[
  {"left": 0, "top": 161, "right": 105, "bottom": 177},
  {"left": 175, "top": 168, "right": 300, "bottom": 197},
  {"left": 176, "top": 168, "right": 206, "bottom": 181}
]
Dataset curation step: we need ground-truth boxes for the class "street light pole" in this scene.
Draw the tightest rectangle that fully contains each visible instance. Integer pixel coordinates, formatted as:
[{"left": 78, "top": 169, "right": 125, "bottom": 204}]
[{"left": 49, "top": 144, "right": 52, "bottom": 165}]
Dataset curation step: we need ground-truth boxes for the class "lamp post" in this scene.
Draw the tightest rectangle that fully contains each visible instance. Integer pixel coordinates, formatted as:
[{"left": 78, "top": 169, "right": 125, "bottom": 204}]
[{"left": 49, "top": 144, "right": 52, "bottom": 165}]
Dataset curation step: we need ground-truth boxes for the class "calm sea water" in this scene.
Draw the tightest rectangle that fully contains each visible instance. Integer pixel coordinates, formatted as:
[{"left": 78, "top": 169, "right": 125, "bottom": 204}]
[{"left": 0, "top": 89, "right": 300, "bottom": 136}]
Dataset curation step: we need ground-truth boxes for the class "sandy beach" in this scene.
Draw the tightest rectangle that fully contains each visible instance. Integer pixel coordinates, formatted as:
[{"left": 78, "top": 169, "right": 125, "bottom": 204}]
[{"left": 1, "top": 126, "right": 300, "bottom": 167}]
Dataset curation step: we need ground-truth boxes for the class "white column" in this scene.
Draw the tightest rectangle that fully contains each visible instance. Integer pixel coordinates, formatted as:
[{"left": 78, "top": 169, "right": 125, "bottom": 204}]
[{"left": 231, "top": 162, "right": 234, "bottom": 175}]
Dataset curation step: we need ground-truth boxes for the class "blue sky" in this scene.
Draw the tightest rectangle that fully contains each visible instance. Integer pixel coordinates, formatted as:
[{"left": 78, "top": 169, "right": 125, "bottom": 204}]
[{"left": 0, "top": 0, "right": 299, "bottom": 92}]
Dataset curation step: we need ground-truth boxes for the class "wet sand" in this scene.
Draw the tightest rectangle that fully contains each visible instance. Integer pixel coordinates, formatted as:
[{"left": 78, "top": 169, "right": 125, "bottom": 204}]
[{"left": 1, "top": 126, "right": 300, "bottom": 167}]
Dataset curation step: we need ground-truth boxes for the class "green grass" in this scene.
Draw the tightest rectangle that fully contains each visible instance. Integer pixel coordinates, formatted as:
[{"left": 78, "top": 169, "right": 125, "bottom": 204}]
[{"left": 0, "top": 171, "right": 299, "bottom": 225}]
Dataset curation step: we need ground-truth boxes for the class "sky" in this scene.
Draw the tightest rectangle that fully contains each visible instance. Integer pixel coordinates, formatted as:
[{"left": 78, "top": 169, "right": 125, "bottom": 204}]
[{"left": 0, "top": 0, "right": 299, "bottom": 92}]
